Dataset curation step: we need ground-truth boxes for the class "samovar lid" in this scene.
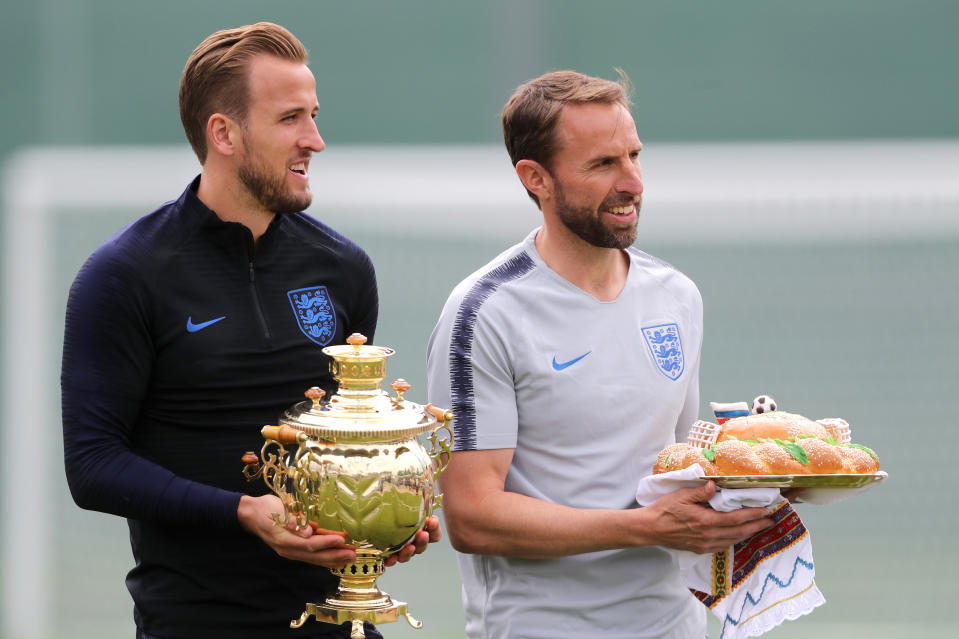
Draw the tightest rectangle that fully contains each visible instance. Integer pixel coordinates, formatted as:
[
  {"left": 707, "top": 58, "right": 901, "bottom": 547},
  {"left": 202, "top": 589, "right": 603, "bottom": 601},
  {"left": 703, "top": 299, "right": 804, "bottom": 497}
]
[{"left": 278, "top": 333, "right": 436, "bottom": 442}]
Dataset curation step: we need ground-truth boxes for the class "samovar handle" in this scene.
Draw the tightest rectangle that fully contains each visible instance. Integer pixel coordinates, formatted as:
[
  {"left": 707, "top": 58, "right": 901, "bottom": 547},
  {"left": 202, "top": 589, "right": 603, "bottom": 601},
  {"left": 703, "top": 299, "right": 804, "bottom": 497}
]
[
  {"left": 261, "top": 424, "right": 303, "bottom": 444},
  {"left": 425, "top": 403, "right": 453, "bottom": 426},
  {"left": 424, "top": 403, "right": 454, "bottom": 478},
  {"left": 247, "top": 424, "right": 310, "bottom": 529},
  {"left": 242, "top": 425, "right": 303, "bottom": 479}
]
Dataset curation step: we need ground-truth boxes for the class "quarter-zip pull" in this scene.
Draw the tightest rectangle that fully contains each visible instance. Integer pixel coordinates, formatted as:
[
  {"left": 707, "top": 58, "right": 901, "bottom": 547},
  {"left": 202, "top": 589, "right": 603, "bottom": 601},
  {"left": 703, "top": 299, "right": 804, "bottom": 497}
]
[{"left": 248, "top": 259, "right": 271, "bottom": 339}]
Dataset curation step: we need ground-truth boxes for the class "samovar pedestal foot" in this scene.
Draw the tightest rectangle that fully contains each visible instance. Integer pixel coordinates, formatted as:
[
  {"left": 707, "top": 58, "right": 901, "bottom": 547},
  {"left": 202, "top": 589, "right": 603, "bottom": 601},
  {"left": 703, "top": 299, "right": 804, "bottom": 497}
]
[
  {"left": 290, "top": 600, "right": 420, "bottom": 637},
  {"left": 290, "top": 609, "right": 312, "bottom": 629},
  {"left": 403, "top": 609, "right": 423, "bottom": 629}
]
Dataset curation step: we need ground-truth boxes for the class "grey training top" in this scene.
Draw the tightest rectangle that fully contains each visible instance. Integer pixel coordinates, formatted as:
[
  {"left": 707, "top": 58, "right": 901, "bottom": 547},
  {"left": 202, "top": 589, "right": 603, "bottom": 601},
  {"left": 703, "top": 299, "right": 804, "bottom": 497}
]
[{"left": 427, "top": 229, "right": 706, "bottom": 639}]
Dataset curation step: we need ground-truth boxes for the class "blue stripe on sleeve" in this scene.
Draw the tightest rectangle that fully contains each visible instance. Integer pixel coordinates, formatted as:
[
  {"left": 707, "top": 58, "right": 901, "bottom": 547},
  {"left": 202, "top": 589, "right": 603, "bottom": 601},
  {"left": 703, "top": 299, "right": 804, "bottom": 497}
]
[{"left": 448, "top": 252, "right": 536, "bottom": 450}]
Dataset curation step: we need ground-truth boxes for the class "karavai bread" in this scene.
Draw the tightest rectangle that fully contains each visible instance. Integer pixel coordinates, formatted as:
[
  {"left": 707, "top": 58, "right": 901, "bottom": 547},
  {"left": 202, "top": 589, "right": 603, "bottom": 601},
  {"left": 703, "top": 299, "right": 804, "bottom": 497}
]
[
  {"left": 653, "top": 410, "right": 879, "bottom": 476},
  {"left": 653, "top": 439, "right": 879, "bottom": 475}
]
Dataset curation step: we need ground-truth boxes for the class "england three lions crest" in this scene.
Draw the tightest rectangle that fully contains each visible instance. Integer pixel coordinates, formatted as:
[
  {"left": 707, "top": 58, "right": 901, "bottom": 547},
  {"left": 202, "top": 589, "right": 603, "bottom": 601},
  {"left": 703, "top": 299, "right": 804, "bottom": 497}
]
[
  {"left": 288, "top": 286, "right": 337, "bottom": 346},
  {"left": 642, "top": 323, "right": 685, "bottom": 381}
]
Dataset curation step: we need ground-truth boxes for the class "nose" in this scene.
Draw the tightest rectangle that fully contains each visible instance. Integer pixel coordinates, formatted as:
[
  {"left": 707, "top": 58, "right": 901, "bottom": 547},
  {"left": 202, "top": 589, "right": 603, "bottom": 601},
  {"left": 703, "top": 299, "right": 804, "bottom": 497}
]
[
  {"left": 302, "top": 119, "right": 325, "bottom": 153},
  {"left": 617, "top": 160, "right": 644, "bottom": 197}
]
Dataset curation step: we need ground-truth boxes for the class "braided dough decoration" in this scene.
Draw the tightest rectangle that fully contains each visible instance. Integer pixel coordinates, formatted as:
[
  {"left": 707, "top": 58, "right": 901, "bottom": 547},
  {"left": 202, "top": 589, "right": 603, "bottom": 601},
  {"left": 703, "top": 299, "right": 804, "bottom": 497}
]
[
  {"left": 666, "top": 411, "right": 878, "bottom": 476},
  {"left": 654, "top": 439, "right": 879, "bottom": 476}
]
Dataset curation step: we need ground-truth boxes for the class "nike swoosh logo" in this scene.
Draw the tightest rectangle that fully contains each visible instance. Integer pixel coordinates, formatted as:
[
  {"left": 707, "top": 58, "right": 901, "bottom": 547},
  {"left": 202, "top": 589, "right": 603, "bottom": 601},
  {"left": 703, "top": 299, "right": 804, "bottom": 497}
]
[
  {"left": 552, "top": 351, "right": 591, "bottom": 371},
  {"left": 186, "top": 316, "right": 227, "bottom": 333}
]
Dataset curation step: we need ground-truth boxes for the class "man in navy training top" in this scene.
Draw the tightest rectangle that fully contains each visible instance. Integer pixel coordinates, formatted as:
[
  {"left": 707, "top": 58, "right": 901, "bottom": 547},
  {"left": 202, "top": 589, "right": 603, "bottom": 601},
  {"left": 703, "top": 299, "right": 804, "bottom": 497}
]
[{"left": 61, "top": 22, "right": 440, "bottom": 639}]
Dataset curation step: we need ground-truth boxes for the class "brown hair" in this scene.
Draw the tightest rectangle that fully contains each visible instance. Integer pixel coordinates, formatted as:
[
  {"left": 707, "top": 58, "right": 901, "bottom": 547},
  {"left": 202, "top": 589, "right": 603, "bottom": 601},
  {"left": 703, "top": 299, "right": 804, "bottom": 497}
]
[
  {"left": 179, "top": 22, "right": 308, "bottom": 163},
  {"left": 502, "top": 69, "right": 633, "bottom": 206}
]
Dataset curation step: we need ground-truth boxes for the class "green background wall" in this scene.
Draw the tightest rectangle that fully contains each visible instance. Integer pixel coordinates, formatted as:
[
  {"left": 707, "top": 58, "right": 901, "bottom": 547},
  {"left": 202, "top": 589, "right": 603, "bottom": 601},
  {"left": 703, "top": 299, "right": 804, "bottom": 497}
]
[{"left": 1, "top": 0, "right": 957, "bottom": 165}]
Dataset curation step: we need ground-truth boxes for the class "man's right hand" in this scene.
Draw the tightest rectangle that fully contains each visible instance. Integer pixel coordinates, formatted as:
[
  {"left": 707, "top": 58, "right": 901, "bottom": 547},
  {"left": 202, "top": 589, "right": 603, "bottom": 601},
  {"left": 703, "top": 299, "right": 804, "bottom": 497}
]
[
  {"left": 637, "top": 481, "right": 773, "bottom": 554},
  {"left": 237, "top": 494, "right": 357, "bottom": 569}
]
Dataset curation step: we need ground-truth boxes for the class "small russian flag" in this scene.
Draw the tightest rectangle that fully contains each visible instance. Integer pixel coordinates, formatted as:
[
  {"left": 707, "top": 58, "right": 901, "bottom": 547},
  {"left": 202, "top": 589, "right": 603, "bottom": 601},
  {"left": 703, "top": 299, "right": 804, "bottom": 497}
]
[{"left": 709, "top": 401, "right": 750, "bottom": 425}]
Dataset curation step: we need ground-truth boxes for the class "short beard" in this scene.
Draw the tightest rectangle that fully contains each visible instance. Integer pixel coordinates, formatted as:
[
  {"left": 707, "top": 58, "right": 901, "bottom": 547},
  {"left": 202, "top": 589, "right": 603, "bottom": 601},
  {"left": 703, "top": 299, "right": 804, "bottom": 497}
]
[
  {"left": 554, "top": 181, "right": 639, "bottom": 249},
  {"left": 237, "top": 150, "right": 312, "bottom": 216}
]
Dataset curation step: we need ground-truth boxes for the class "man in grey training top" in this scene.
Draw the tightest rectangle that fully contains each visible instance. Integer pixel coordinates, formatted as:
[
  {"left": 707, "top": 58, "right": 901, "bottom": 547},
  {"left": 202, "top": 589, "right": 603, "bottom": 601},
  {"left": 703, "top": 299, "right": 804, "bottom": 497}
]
[{"left": 426, "top": 70, "right": 773, "bottom": 638}]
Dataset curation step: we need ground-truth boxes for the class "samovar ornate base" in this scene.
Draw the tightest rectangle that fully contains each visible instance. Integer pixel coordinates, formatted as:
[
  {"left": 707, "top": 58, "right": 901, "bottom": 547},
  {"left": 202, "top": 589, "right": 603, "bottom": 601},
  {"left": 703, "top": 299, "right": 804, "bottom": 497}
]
[
  {"left": 291, "top": 548, "right": 422, "bottom": 638},
  {"left": 295, "top": 603, "right": 420, "bottom": 639}
]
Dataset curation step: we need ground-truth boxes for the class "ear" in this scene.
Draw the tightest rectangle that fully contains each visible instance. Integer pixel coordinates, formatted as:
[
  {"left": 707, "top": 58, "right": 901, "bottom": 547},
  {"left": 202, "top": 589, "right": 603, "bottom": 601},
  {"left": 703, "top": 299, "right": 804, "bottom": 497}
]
[
  {"left": 206, "top": 112, "right": 241, "bottom": 158},
  {"left": 515, "top": 159, "right": 553, "bottom": 203}
]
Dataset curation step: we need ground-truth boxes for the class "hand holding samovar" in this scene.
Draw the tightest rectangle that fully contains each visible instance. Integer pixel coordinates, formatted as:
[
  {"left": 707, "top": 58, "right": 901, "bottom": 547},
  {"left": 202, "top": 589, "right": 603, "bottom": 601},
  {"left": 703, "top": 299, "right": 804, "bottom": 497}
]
[{"left": 242, "top": 334, "right": 453, "bottom": 638}]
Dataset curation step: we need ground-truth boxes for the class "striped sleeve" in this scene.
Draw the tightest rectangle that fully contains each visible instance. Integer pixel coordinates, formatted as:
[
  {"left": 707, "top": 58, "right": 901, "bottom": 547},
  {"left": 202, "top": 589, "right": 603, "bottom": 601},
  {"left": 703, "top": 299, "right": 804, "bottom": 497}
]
[{"left": 427, "top": 252, "right": 536, "bottom": 451}]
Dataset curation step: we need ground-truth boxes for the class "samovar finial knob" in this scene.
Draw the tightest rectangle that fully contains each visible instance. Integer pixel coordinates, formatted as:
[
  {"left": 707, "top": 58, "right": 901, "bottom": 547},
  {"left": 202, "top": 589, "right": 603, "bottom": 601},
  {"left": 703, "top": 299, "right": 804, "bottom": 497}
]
[
  {"left": 390, "top": 378, "right": 411, "bottom": 402},
  {"left": 305, "top": 386, "right": 326, "bottom": 406},
  {"left": 346, "top": 333, "right": 368, "bottom": 352}
]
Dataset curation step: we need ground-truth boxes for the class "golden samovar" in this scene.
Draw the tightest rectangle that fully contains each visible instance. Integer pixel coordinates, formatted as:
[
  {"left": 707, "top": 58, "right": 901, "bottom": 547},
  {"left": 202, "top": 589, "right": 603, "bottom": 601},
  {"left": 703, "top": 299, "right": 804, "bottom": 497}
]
[{"left": 242, "top": 333, "right": 453, "bottom": 638}]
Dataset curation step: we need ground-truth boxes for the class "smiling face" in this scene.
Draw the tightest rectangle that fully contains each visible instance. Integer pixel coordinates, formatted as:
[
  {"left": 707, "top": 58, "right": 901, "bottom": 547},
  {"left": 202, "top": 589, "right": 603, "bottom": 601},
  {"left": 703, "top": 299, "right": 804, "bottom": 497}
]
[
  {"left": 545, "top": 102, "right": 644, "bottom": 249},
  {"left": 235, "top": 55, "right": 324, "bottom": 215}
]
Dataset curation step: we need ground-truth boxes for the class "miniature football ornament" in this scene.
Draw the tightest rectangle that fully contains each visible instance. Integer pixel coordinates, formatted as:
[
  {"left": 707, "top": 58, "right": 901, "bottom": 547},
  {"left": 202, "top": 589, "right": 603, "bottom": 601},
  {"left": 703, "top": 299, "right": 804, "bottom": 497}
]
[{"left": 751, "top": 395, "right": 777, "bottom": 414}]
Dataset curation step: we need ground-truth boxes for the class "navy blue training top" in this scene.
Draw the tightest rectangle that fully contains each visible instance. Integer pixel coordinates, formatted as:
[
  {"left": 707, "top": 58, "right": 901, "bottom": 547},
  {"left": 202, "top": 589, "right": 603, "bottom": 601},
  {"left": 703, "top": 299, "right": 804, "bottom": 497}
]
[{"left": 61, "top": 177, "right": 378, "bottom": 638}]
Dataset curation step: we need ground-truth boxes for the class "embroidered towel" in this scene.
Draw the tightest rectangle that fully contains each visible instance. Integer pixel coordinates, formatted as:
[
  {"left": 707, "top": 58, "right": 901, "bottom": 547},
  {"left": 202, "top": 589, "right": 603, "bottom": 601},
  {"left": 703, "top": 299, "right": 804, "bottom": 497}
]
[{"left": 636, "top": 465, "right": 825, "bottom": 639}]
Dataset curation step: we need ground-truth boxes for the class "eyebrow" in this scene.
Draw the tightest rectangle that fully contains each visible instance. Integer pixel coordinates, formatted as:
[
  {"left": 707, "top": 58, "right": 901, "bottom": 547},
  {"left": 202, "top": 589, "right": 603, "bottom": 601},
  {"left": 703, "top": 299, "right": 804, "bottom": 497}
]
[
  {"left": 587, "top": 154, "right": 617, "bottom": 167},
  {"left": 278, "top": 105, "right": 318, "bottom": 118},
  {"left": 586, "top": 145, "right": 642, "bottom": 167}
]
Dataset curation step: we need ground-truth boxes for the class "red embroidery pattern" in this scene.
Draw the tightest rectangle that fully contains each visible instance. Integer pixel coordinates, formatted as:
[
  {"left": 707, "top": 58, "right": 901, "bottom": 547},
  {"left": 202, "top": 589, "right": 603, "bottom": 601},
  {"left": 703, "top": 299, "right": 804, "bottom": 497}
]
[{"left": 692, "top": 501, "right": 807, "bottom": 608}]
